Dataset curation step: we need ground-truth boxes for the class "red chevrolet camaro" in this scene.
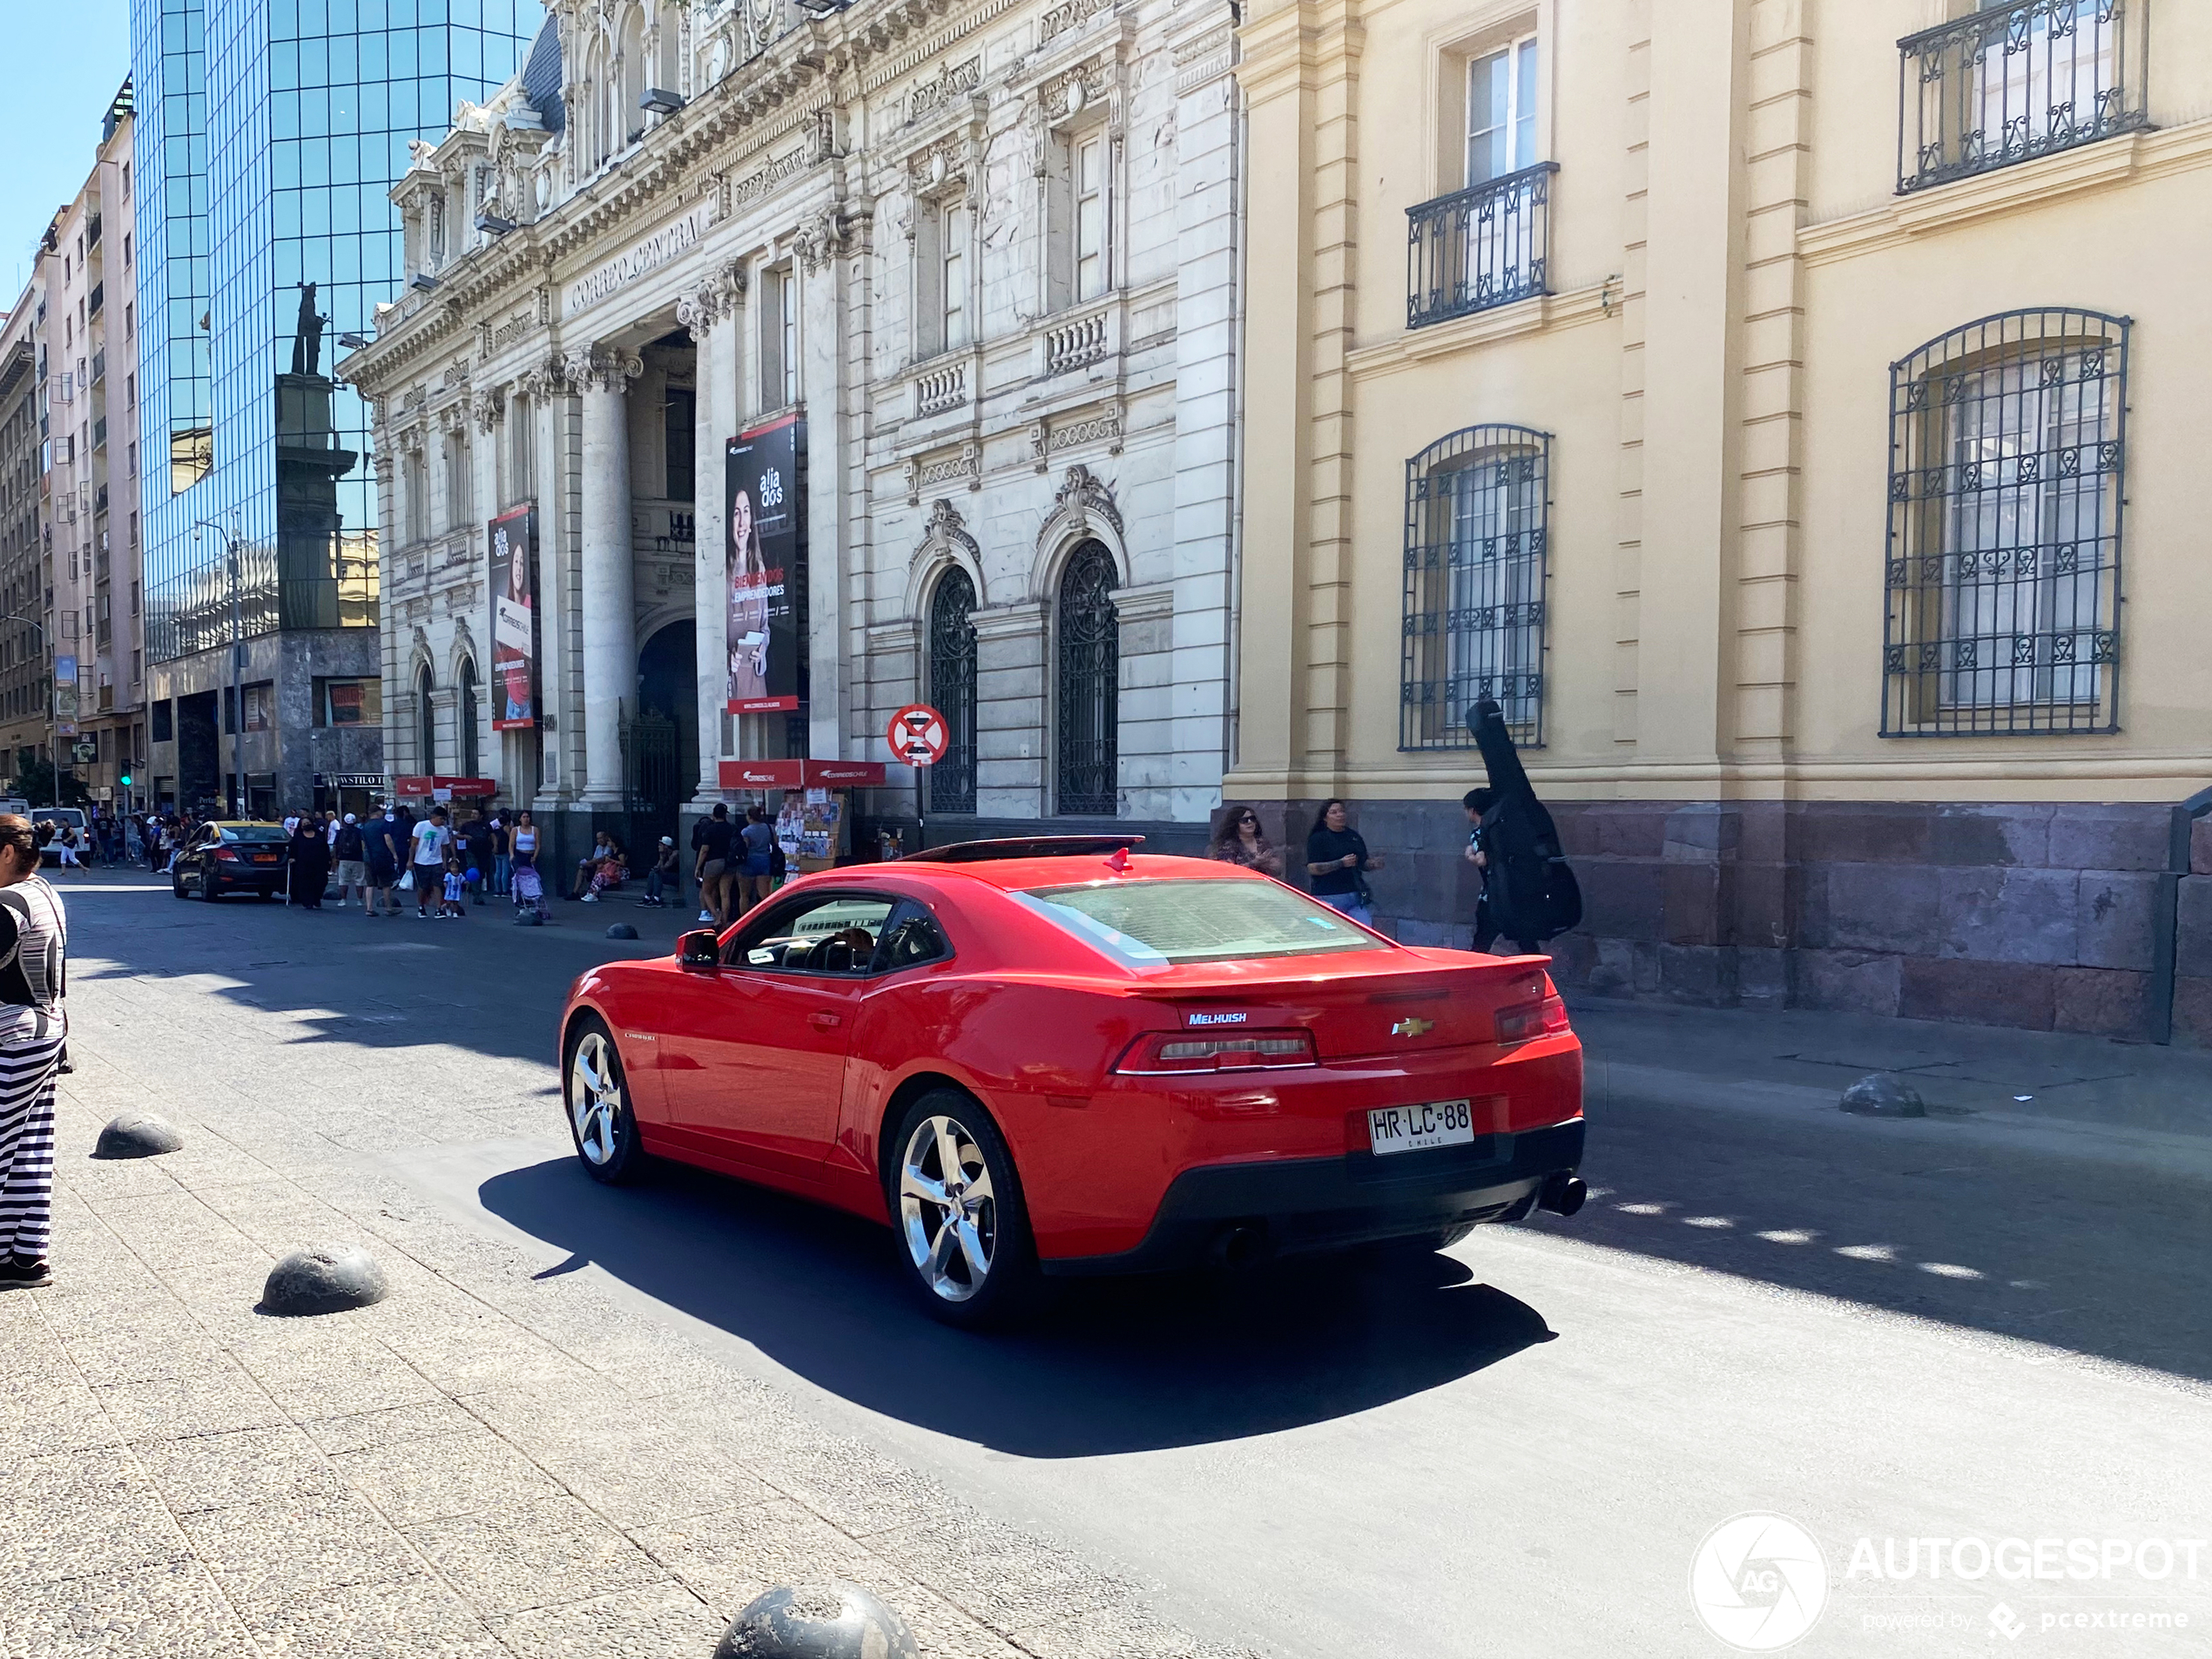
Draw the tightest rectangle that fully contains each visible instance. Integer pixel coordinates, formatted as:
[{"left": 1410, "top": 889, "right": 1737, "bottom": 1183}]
[{"left": 557, "top": 836, "right": 1587, "bottom": 1325}]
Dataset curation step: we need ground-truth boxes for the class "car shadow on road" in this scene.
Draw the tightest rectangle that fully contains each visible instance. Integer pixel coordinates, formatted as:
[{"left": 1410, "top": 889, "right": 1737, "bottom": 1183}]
[{"left": 479, "top": 1155, "right": 1554, "bottom": 1456}]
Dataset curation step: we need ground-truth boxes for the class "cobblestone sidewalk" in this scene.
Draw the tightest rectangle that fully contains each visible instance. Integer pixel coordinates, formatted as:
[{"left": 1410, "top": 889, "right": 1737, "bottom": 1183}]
[{"left": 0, "top": 974, "right": 1245, "bottom": 1659}]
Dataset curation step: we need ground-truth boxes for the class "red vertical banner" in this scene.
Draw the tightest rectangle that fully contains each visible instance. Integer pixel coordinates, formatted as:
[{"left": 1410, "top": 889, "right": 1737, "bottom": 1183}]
[{"left": 489, "top": 502, "right": 538, "bottom": 730}]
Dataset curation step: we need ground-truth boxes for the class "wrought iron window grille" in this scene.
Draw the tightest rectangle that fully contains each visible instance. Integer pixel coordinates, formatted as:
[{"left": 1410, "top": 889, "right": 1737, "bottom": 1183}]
[
  {"left": 1054, "top": 541, "right": 1119, "bottom": 816},
  {"left": 1882, "top": 307, "right": 2128, "bottom": 737},
  {"left": 1401, "top": 424, "right": 1551, "bottom": 751},
  {"left": 1896, "top": 0, "right": 2150, "bottom": 195},
  {"left": 927, "top": 567, "right": 978, "bottom": 815},
  {"left": 1405, "top": 162, "right": 1557, "bottom": 331}
]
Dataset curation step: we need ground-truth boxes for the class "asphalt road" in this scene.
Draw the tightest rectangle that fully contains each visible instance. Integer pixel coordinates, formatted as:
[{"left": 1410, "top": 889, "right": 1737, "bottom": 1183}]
[{"left": 67, "top": 871, "right": 2212, "bottom": 1656}]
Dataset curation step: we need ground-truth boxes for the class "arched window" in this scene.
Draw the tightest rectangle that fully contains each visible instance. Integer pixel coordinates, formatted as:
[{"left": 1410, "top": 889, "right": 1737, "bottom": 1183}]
[
  {"left": 620, "top": 8, "right": 647, "bottom": 145},
  {"left": 927, "top": 568, "right": 977, "bottom": 814},
  {"left": 1884, "top": 307, "right": 2127, "bottom": 735},
  {"left": 1054, "top": 542, "right": 1118, "bottom": 816},
  {"left": 1401, "top": 423, "right": 1550, "bottom": 749},
  {"left": 456, "top": 659, "right": 480, "bottom": 778},
  {"left": 415, "top": 664, "right": 435, "bottom": 772},
  {"left": 655, "top": 2, "right": 683, "bottom": 93}
]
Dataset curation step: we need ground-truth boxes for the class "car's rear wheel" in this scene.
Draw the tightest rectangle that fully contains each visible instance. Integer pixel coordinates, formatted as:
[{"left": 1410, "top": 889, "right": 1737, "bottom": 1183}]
[
  {"left": 887, "top": 1090, "right": 1047, "bottom": 1329},
  {"left": 564, "top": 1018, "right": 645, "bottom": 1184},
  {"left": 200, "top": 871, "right": 219, "bottom": 901}
]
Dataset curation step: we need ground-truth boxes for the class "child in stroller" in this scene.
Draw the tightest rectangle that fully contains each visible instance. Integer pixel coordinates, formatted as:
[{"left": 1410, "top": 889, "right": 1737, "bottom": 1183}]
[{"left": 510, "top": 859, "right": 548, "bottom": 921}]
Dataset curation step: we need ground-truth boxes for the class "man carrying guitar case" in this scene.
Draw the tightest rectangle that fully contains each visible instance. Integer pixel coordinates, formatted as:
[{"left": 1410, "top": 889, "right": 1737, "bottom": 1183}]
[{"left": 1465, "top": 698, "right": 1583, "bottom": 954}]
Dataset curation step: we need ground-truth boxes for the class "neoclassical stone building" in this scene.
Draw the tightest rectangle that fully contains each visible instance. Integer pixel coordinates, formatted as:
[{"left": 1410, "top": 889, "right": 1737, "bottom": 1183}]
[{"left": 343, "top": 0, "right": 1243, "bottom": 865}]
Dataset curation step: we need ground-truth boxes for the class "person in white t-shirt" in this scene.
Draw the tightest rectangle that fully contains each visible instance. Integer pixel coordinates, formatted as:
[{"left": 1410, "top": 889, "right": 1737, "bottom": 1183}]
[{"left": 409, "top": 808, "right": 451, "bottom": 919}]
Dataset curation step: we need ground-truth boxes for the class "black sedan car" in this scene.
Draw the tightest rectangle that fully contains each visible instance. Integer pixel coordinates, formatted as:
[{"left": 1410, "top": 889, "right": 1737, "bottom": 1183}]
[{"left": 170, "top": 821, "right": 293, "bottom": 900}]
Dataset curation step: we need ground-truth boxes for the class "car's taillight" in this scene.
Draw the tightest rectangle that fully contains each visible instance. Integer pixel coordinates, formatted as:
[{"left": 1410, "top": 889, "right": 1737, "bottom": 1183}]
[
  {"left": 213, "top": 846, "right": 240, "bottom": 862},
  {"left": 1115, "top": 1028, "right": 1318, "bottom": 1074},
  {"left": 1494, "top": 995, "right": 1570, "bottom": 1046}
]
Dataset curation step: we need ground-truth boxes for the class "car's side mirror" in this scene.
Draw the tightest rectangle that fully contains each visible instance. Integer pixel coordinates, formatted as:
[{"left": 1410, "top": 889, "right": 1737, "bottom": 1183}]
[{"left": 678, "top": 928, "right": 722, "bottom": 970}]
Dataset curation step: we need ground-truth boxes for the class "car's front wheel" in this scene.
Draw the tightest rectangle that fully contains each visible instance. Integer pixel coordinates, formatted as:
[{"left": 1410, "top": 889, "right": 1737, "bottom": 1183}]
[
  {"left": 171, "top": 869, "right": 187, "bottom": 899},
  {"left": 564, "top": 1017, "right": 645, "bottom": 1184},
  {"left": 887, "top": 1091, "right": 1047, "bottom": 1329}
]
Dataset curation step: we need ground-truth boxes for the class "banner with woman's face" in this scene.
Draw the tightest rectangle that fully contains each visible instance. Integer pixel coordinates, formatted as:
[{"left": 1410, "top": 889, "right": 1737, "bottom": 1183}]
[
  {"left": 725, "top": 415, "right": 804, "bottom": 713},
  {"left": 489, "top": 502, "right": 537, "bottom": 729}
]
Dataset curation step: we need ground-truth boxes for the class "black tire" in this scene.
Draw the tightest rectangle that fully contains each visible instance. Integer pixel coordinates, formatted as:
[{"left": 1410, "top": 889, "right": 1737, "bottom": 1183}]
[
  {"left": 884, "top": 1089, "right": 1049, "bottom": 1330},
  {"left": 171, "top": 870, "right": 186, "bottom": 899},
  {"left": 201, "top": 871, "right": 219, "bottom": 901},
  {"left": 563, "top": 1015, "right": 646, "bottom": 1185}
]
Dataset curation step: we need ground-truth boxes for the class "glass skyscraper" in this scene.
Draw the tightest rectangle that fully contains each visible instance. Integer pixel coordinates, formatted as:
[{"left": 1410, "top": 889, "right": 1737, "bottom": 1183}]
[{"left": 130, "top": 0, "right": 537, "bottom": 813}]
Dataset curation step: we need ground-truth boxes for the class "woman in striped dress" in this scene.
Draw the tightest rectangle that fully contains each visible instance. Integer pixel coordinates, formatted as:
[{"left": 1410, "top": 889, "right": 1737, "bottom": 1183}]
[{"left": 0, "top": 814, "right": 67, "bottom": 1290}]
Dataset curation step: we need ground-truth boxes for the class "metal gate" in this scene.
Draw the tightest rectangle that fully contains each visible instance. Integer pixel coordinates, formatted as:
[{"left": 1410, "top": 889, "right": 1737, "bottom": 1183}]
[{"left": 624, "top": 707, "right": 683, "bottom": 842}]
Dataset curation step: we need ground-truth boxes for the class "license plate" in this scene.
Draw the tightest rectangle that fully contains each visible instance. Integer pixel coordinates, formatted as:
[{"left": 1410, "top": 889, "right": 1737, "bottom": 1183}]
[
  {"left": 252, "top": 853, "right": 278, "bottom": 863},
  {"left": 1368, "top": 1099, "right": 1475, "bottom": 1156}
]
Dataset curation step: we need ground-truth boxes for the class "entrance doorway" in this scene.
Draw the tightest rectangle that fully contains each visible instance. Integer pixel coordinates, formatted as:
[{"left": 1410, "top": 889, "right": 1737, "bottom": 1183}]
[{"left": 629, "top": 620, "right": 698, "bottom": 845}]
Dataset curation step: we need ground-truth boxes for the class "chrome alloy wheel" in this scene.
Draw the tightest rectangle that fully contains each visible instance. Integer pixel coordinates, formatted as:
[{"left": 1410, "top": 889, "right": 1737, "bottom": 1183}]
[
  {"left": 569, "top": 1032, "right": 624, "bottom": 1168},
  {"left": 899, "top": 1114, "right": 997, "bottom": 1302}
]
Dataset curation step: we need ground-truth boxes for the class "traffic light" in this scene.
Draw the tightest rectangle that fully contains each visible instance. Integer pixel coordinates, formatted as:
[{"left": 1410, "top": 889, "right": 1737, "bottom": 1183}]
[{"left": 120, "top": 773, "right": 132, "bottom": 788}]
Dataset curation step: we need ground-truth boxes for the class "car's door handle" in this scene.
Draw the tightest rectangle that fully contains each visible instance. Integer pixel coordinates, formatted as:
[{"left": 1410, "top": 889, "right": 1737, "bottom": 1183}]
[{"left": 808, "top": 1011, "right": 841, "bottom": 1030}]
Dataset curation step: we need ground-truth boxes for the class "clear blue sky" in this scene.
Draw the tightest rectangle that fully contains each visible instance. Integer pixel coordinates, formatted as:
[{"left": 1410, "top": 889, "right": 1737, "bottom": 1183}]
[{"left": 0, "top": 0, "right": 133, "bottom": 304}]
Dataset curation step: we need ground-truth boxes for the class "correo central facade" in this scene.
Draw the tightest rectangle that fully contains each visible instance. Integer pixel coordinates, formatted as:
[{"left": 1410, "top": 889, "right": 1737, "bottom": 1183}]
[{"left": 343, "top": 0, "right": 1244, "bottom": 871}]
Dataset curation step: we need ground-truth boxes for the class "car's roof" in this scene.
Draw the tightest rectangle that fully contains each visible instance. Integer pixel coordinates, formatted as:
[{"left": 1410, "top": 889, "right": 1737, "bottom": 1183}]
[
  {"left": 211, "top": 819, "right": 286, "bottom": 829},
  {"left": 888, "top": 851, "right": 1271, "bottom": 893}
]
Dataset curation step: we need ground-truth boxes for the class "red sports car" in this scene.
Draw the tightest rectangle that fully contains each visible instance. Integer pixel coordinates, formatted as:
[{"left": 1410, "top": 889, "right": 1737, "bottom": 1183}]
[{"left": 557, "top": 836, "right": 1587, "bottom": 1325}]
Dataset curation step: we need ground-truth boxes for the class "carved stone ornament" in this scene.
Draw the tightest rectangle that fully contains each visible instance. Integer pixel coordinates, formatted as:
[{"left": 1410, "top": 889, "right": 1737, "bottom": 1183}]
[
  {"left": 675, "top": 284, "right": 721, "bottom": 336},
  {"left": 470, "top": 385, "right": 505, "bottom": 432},
  {"left": 562, "top": 347, "right": 644, "bottom": 394},
  {"left": 514, "top": 356, "right": 563, "bottom": 401},
  {"left": 1054, "top": 463, "right": 1123, "bottom": 539},
  {"left": 792, "top": 209, "right": 846, "bottom": 275}
]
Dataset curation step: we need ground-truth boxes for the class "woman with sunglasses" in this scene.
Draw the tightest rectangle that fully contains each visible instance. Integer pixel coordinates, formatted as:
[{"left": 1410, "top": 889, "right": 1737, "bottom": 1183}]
[{"left": 1206, "top": 803, "right": 1285, "bottom": 877}]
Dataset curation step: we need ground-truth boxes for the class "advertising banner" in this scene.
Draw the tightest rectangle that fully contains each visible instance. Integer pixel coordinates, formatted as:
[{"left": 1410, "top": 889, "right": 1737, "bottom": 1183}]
[
  {"left": 489, "top": 502, "right": 538, "bottom": 730},
  {"left": 725, "top": 415, "right": 804, "bottom": 714}
]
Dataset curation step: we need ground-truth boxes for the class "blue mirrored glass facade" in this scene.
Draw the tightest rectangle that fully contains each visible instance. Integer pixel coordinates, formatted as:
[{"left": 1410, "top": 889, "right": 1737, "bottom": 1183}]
[{"left": 131, "top": 0, "right": 536, "bottom": 807}]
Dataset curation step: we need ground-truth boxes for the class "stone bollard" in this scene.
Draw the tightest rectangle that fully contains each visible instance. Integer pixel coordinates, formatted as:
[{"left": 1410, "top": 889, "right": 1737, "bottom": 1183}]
[
  {"left": 260, "top": 1244, "right": 389, "bottom": 1316},
  {"left": 1839, "top": 1073, "right": 1926, "bottom": 1119},
  {"left": 713, "top": 1583, "right": 920, "bottom": 1659},
  {"left": 605, "top": 922, "right": 639, "bottom": 941},
  {"left": 94, "top": 1112, "right": 185, "bottom": 1159},
  {"left": 515, "top": 910, "right": 544, "bottom": 927}
]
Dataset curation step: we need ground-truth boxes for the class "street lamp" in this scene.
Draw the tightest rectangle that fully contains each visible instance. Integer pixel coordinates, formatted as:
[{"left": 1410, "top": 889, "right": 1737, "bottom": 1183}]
[{"left": 191, "top": 516, "right": 246, "bottom": 819}]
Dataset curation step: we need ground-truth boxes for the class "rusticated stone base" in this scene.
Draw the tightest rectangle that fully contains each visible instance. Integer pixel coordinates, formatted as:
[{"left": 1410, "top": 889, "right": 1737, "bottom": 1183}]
[{"left": 1225, "top": 796, "right": 2212, "bottom": 1044}]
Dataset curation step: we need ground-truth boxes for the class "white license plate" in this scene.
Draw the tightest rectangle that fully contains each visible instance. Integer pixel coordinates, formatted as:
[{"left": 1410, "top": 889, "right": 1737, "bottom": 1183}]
[{"left": 1368, "top": 1099, "right": 1475, "bottom": 1156}]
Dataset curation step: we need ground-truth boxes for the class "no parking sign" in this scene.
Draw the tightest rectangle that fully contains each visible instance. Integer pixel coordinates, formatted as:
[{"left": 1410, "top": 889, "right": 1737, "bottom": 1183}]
[{"left": 887, "top": 704, "right": 948, "bottom": 768}]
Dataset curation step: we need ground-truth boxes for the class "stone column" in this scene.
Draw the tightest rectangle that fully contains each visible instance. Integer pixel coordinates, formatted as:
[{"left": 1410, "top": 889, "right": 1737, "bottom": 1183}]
[
  {"left": 468, "top": 385, "right": 503, "bottom": 787},
  {"left": 516, "top": 361, "right": 565, "bottom": 812},
  {"left": 567, "top": 346, "right": 642, "bottom": 807},
  {"left": 679, "top": 266, "right": 742, "bottom": 803}
]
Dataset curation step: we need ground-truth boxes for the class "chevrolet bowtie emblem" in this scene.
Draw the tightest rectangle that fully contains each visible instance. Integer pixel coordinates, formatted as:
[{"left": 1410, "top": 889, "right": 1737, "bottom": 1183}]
[{"left": 1391, "top": 1017, "right": 1435, "bottom": 1038}]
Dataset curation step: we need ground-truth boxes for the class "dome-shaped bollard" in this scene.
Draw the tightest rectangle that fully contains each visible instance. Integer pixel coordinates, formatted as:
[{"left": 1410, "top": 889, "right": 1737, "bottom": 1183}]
[
  {"left": 713, "top": 1582, "right": 920, "bottom": 1659},
  {"left": 1839, "top": 1073, "right": 1925, "bottom": 1119},
  {"left": 94, "top": 1112, "right": 185, "bottom": 1159},
  {"left": 260, "top": 1244, "right": 389, "bottom": 1316},
  {"left": 604, "top": 921, "right": 639, "bottom": 940}
]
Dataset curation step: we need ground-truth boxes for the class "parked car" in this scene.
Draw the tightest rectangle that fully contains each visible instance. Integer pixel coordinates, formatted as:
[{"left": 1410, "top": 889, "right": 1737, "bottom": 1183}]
[
  {"left": 556, "top": 836, "right": 1588, "bottom": 1326},
  {"left": 169, "top": 821, "right": 292, "bottom": 900}
]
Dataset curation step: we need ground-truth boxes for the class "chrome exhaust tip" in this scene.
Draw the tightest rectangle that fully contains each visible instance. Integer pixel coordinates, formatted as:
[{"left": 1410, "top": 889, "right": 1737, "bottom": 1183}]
[{"left": 1538, "top": 1174, "right": 1588, "bottom": 1217}]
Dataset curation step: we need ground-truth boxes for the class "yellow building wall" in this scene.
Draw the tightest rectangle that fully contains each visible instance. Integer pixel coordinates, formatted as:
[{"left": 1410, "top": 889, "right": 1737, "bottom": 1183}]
[{"left": 1236, "top": 0, "right": 2212, "bottom": 806}]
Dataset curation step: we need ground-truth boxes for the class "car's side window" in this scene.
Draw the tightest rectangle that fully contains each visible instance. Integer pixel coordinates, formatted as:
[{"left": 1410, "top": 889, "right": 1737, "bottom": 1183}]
[
  {"left": 873, "top": 902, "right": 951, "bottom": 974},
  {"left": 726, "top": 894, "right": 897, "bottom": 976}
]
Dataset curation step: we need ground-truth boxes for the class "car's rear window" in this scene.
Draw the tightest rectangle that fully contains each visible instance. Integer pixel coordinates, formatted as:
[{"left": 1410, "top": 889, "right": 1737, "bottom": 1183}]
[
  {"left": 1014, "top": 878, "right": 1386, "bottom": 967},
  {"left": 224, "top": 826, "right": 292, "bottom": 844}
]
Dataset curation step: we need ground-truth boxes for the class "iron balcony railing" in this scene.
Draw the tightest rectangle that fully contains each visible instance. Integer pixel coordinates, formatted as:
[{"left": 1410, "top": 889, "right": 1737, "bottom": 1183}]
[
  {"left": 1898, "top": 0, "right": 2149, "bottom": 195},
  {"left": 1406, "top": 162, "right": 1558, "bottom": 330}
]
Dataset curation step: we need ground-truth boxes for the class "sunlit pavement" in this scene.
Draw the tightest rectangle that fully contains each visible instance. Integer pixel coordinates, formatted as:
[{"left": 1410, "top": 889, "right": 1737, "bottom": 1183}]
[{"left": 18, "top": 868, "right": 2212, "bottom": 1657}]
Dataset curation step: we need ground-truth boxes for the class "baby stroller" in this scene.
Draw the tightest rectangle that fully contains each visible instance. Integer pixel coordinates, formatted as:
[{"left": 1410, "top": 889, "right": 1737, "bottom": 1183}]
[{"left": 510, "top": 860, "right": 549, "bottom": 922}]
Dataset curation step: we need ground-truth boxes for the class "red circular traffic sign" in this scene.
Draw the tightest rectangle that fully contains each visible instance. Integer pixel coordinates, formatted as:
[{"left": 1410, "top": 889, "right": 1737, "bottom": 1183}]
[{"left": 887, "top": 704, "right": 948, "bottom": 767}]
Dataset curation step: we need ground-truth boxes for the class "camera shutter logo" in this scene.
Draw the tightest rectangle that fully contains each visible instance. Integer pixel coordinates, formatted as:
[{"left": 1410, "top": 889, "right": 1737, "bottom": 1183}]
[{"left": 1689, "top": 1513, "right": 1828, "bottom": 1650}]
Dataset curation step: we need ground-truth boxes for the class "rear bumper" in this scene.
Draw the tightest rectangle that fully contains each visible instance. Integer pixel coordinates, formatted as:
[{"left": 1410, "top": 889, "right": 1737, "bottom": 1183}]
[{"left": 1039, "top": 1116, "right": 1584, "bottom": 1276}]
